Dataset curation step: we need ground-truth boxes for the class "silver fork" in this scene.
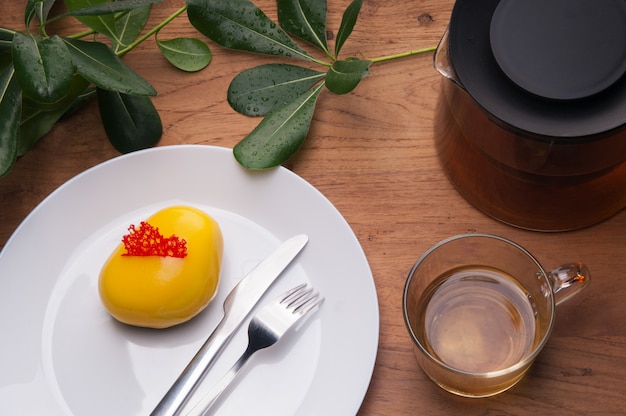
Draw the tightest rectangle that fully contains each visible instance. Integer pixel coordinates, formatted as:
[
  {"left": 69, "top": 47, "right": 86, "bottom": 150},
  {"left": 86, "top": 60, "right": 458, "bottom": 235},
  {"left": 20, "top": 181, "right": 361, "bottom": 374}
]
[{"left": 184, "top": 283, "right": 324, "bottom": 416}]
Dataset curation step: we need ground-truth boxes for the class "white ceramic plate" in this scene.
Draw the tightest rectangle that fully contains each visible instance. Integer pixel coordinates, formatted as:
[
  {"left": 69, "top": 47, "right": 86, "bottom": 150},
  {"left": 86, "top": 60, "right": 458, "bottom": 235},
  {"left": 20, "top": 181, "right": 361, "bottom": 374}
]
[{"left": 0, "top": 145, "right": 379, "bottom": 416}]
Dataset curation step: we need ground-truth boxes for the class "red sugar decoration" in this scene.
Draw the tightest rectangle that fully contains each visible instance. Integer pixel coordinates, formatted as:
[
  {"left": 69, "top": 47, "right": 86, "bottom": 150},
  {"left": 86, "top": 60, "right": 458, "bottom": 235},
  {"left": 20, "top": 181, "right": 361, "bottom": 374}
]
[{"left": 121, "top": 221, "right": 187, "bottom": 258}]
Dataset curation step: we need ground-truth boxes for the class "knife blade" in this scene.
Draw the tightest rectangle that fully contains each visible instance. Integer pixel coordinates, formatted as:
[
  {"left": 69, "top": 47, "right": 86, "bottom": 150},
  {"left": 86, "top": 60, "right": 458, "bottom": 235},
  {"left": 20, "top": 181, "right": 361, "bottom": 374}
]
[{"left": 150, "top": 234, "right": 309, "bottom": 416}]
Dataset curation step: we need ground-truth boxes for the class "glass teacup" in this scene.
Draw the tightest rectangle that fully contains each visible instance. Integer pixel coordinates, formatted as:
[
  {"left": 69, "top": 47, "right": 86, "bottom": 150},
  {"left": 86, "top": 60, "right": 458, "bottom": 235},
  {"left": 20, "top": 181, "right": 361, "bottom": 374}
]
[{"left": 403, "top": 234, "right": 590, "bottom": 397}]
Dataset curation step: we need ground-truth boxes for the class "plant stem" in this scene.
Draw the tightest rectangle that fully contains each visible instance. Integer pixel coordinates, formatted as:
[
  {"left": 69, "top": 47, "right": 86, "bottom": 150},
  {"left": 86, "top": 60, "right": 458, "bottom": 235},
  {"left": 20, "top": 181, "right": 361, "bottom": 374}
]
[
  {"left": 370, "top": 45, "right": 436, "bottom": 64},
  {"left": 67, "top": 28, "right": 96, "bottom": 39},
  {"left": 116, "top": 5, "right": 187, "bottom": 56},
  {"left": 311, "top": 57, "right": 332, "bottom": 67}
]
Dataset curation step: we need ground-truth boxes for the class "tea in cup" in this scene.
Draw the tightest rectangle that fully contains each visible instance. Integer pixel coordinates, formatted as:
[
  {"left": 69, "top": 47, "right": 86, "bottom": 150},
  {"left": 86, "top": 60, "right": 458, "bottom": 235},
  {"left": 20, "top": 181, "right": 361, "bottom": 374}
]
[{"left": 402, "top": 234, "right": 590, "bottom": 397}]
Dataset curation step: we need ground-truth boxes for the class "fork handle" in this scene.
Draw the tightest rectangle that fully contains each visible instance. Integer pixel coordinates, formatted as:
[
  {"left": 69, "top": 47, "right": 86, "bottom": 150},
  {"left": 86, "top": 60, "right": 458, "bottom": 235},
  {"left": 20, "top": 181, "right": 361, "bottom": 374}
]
[{"left": 185, "top": 345, "right": 256, "bottom": 416}]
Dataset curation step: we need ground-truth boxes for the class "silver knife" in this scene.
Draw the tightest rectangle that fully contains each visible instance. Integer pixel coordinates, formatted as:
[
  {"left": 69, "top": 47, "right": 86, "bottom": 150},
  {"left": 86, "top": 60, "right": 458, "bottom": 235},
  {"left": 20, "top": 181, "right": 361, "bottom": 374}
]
[{"left": 150, "top": 234, "right": 309, "bottom": 416}]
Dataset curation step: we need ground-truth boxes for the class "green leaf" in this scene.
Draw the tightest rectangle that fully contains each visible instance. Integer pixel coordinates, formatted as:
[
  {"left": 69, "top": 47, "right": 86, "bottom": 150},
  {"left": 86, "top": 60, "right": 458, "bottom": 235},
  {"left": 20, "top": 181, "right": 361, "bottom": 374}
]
[
  {"left": 335, "top": 0, "right": 363, "bottom": 56},
  {"left": 11, "top": 33, "right": 74, "bottom": 104},
  {"left": 187, "top": 0, "right": 313, "bottom": 61},
  {"left": 19, "top": 103, "right": 65, "bottom": 155},
  {"left": 60, "top": 86, "right": 96, "bottom": 119},
  {"left": 66, "top": 0, "right": 161, "bottom": 16},
  {"left": 97, "top": 88, "right": 162, "bottom": 153},
  {"left": 26, "top": 0, "right": 57, "bottom": 26},
  {"left": 277, "top": 0, "right": 329, "bottom": 54},
  {"left": 228, "top": 63, "right": 324, "bottom": 116},
  {"left": 113, "top": 4, "right": 151, "bottom": 54},
  {"left": 233, "top": 82, "right": 323, "bottom": 169},
  {"left": 63, "top": 38, "right": 156, "bottom": 95},
  {"left": 157, "top": 37, "right": 212, "bottom": 72},
  {"left": 18, "top": 75, "right": 90, "bottom": 155},
  {"left": 64, "top": 0, "right": 120, "bottom": 42},
  {"left": 325, "top": 57, "right": 371, "bottom": 94},
  {"left": 36, "top": 0, "right": 58, "bottom": 24},
  {"left": 0, "top": 52, "right": 11, "bottom": 73},
  {"left": 0, "top": 27, "right": 15, "bottom": 53},
  {"left": 0, "top": 66, "right": 22, "bottom": 176},
  {"left": 25, "top": 0, "right": 38, "bottom": 27}
]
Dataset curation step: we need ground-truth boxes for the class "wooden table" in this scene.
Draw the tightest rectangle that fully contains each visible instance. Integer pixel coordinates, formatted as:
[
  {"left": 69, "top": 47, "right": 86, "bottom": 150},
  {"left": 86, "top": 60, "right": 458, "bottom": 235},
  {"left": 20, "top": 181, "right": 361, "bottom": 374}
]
[{"left": 2, "top": 1, "right": 625, "bottom": 414}]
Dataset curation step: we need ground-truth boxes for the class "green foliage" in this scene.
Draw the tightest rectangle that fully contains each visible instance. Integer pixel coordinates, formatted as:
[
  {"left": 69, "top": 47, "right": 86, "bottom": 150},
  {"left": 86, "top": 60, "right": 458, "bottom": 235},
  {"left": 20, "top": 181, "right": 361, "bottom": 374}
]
[
  {"left": 187, "top": 0, "right": 434, "bottom": 169},
  {"left": 0, "top": 29, "right": 15, "bottom": 53},
  {"left": 12, "top": 34, "right": 73, "bottom": 104},
  {"left": 63, "top": 38, "right": 156, "bottom": 95},
  {"left": 234, "top": 82, "right": 324, "bottom": 169},
  {"left": 187, "top": 0, "right": 313, "bottom": 60},
  {"left": 65, "top": 0, "right": 123, "bottom": 42},
  {"left": 19, "top": 75, "right": 90, "bottom": 155},
  {"left": 97, "top": 88, "right": 162, "bottom": 153},
  {"left": 26, "top": 0, "right": 56, "bottom": 26},
  {"left": 228, "top": 64, "right": 325, "bottom": 116},
  {"left": 277, "top": 0, "right": 329, "bottom": 55},
  {"left": 334, "top": 0, "right": 363, "bottom": 57},
  {"left": 0, "top": 67, "right": 21, "bottom": 176},
  {"left": 157, "top": 37, "right": 212, "bottom": 72},
  {"left": 188, "top": 0, "right": 372, "bottom": 169},
  {"left": 112, "top": 5, "right": 151, "bottom": 54},
  {"left": 0, "top": 0, "right": 208, "bottom": 177},
  {"left": 326, "top": 57, "right": 371, "bottom": 94},
  {"left": 0, "top": 0, "right": 434, "bottom": 176}
]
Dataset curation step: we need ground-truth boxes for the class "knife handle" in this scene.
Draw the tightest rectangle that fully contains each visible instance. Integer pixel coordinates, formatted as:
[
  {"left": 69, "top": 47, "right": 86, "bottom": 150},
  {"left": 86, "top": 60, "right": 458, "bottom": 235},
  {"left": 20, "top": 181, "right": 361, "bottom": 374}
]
[
  {"left": 150, "top": 235, "right": 308, "bottom": 415},
  {"left": 150, "top": 318, "right": 232, "bottom": 416}
]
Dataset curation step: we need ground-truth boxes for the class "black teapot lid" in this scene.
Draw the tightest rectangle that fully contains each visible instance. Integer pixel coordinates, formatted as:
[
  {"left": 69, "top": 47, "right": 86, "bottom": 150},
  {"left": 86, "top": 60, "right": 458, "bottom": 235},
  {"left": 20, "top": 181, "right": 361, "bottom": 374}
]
[{"left": 448, "top": 0, "right": 626, "bottom": 141}]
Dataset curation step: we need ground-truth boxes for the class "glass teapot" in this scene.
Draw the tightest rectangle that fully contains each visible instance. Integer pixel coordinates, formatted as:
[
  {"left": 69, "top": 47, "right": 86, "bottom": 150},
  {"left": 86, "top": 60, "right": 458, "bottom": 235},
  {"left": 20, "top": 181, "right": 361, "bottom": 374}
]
[{"left": 434, "top": 0, "right": 626, "bottom": 231}]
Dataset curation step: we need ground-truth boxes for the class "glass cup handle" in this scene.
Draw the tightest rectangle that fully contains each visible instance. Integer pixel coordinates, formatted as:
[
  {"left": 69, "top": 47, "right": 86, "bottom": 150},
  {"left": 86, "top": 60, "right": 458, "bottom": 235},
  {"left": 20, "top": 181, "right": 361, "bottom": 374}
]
[{"left": 547, "top": 262, "right": 591, "bottom": 306}]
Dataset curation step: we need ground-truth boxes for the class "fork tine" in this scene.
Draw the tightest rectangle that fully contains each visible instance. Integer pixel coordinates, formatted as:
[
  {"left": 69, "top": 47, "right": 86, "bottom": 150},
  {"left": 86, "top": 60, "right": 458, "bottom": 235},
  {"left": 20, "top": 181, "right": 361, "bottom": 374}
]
[
  {"left": 278, "top": 283, "right": 324, "bottom": 315},
  {"left": 183, "top": 284, "right": 324, "bottom": 416},
  {"left": 296, "top": 293, "right": 324, "bottom": 315},
  {"left": 285, "top": 286, "right": 314, "bottom": 308},
  {"left": 279, "top": 283, "right": 308, "bottom": 304},
  {"left": 288, "top": 287, "right": 324, "bottom": 315}
]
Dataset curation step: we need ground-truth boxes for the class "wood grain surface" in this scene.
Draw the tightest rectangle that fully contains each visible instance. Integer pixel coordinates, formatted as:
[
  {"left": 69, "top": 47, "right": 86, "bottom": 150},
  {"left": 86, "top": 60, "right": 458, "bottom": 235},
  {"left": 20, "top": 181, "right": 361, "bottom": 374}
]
[{"left": 1, "top": 1, "right": 625, "bottom": 414}]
